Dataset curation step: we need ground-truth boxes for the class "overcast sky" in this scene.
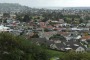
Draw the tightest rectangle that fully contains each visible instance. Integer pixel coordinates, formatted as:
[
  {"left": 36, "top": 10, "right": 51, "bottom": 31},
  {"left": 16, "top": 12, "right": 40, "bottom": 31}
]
[{"left": 0, "top": 0, "right": 90, "bottom": 7}]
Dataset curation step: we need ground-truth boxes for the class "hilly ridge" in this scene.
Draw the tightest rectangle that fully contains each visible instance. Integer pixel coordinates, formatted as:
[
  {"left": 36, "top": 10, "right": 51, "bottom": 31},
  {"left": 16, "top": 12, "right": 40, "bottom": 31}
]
[{"left": 0, "top": 3, "right": 31, "bottom": 13}]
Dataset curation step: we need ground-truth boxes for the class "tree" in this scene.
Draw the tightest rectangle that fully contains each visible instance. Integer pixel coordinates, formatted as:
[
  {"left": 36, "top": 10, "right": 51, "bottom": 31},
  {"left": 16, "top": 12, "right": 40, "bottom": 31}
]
[
  {"left": 30, "top": 34, "right": 39, "bottom": 38},
  {"left": 42, "top": 17, "right": 48, "bottom": 22},
  {"left": 16, "top": 15, "right": 23, "bottom": 22},
  {"left": 44, "top": 28, "right": 50, "bottom": 32},
  {"left": 0, "top": 32, "right": 49, "bottom": 60},
  {"left": 60, "top": 51, "right": 90, "bottom": 60},
  {"left": 3, "top": 13, "right": 10, "bottom": 18},
  {"left": 23, "top": 15, "right": 30, "bottom": 22}
]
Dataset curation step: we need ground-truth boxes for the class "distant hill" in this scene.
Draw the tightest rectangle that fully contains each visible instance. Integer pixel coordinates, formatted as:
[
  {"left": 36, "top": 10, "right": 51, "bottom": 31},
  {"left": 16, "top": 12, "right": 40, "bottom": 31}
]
[
  {"left": 0, "top": 3, "right": 90, "bottom": 13},
  {"left": 40, "top": 7, "right": 90, "bottom": 10},
  {"left": 63, "top": 7, "right": 90, "bottom": 10},
  {"left": 0, "top": 3, "right": 31, "bottom": 13}
]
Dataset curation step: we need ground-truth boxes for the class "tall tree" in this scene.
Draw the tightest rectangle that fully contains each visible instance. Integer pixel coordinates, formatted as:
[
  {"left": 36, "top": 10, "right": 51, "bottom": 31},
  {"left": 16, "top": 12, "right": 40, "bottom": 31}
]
[{"left": 23, "top": 15, "right": 30, "bottom": 22}]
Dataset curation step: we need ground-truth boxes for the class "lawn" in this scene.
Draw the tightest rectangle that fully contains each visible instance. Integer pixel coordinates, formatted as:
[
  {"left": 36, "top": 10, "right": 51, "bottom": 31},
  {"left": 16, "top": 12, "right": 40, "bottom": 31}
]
[{"left": 46, "top": 49, "right": 65, "bottom": 60}]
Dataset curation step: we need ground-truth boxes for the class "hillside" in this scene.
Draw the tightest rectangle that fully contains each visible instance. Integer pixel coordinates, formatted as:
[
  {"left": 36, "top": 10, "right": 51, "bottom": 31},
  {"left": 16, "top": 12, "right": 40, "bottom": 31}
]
[{"left": 0, "top": 3, "right": 31, "bottom": 13}]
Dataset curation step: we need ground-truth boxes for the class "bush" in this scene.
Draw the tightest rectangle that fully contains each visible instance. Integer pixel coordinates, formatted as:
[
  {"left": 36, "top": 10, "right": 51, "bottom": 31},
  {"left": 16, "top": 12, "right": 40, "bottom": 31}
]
[{"left": 0, "top": 32, "right": 49, "bottom": 60}]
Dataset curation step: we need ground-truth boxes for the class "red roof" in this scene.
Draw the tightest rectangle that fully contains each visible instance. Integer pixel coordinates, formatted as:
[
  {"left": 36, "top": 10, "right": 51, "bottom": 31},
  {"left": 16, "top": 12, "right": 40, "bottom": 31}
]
[
  {"left": 81, "top": 36, "right": 90, "bottom": 40},
  {"left": 59, "top": 32, "right": 69, "bottom": 36},
  {"left": 39, "top": 22, "right": 46, "bottom": 28},
  {"left": 47, "top": 25, "right": 53, "bottom": 29}
]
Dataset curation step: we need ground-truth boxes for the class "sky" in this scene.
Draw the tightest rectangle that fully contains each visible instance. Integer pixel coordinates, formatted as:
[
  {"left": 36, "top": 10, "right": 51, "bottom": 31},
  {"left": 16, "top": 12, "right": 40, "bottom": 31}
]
[{"left": 0, "top": 0, "right": 90, "bottom": 7}]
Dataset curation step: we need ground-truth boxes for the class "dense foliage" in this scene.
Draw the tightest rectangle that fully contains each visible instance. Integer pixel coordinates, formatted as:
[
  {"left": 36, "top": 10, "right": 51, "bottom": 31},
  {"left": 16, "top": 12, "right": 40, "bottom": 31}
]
[
  {"left": 0, "top": 32, "right": 49, "bottom": 60},
  {"left": 60, "top": 51, "right": 90, "bottom": 60},
  {"left": 0, "top": 33, "right": 90, "bottom": 60}
]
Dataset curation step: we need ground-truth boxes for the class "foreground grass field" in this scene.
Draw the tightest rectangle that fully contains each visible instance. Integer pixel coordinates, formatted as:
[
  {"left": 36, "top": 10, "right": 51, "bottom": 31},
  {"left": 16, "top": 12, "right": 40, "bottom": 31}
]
[
  {"left": 46, "top": 50, "right": 64, "bottom": 57},
  {"left": 46, "top": 49, "right": 65, "bottom": 60}
]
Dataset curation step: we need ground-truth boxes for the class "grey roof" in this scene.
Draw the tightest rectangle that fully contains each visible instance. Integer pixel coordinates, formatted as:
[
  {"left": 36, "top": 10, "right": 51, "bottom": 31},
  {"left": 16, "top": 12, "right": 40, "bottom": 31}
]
[
  {"left": 31, "top": 38, "right": 54, "bottom": 45},
  {"left": 50, "top": 38, "right": 86, "bottom": 51},
  {"left": 30, "top": 38, "right": 86, "bottom": 51}
]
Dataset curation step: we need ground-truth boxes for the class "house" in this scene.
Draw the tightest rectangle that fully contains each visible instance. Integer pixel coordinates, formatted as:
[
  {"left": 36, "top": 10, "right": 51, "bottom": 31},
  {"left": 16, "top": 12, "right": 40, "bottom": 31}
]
[
  {"left": 50, "top": 21, "right": 58, "bottom": 23},
  {"left": 0, "top": 25, "right": 12, "bottom": 32},
  {"left": 55, "top": 43, "right": 68, "bottom": 51},
  {"left": 50, "top": 44, "right": 58, "bottom": 49},
  {"left": 83, "top": 28, "right": 89, "bottom": 31},
  {"left": 86, "top": 23, "right": 90, "bottom": 27},
  {"left": 81, "top": 36, "right": 90, "bottom": 40},
  {"left": 30, "top": 35, "right": 87, "bottom": 52},
  {"left": 65, "top": 35, "right": 81, "bottom": 40},
  {"left": 76, "top": 46, "right": 85, "bottom": 53},
  {"left": 10, "top": 14, "right": 16, "bottom": 19},
  {"left": 49, "top": 38, "right": 86, "bottom": 52},
  {"left": 86, "top": 48, "right": 90, "bottom": 52},
  {"left": 7, "top": 19, "right": 13, "bottom": 23},
  {"left": 62, "top": 31, "right": 82, "bottom": 40},
  {"left": 31, "top": 38, "right": 47, "bottom": 45},
  {"left": 71, "top": 27, "right": 82, "bottom": 31},
  {"left": 47, "top": 25, "right": 54, "bottom": 29},
  {"left": 61, "top": 23, "right": 71, "bottom": 27},
  {"left": 59, "top": 32, "right": 70, "bottom": 37},
  {"left": 58, "top": 19, "right": 64, "bottom": 24},
  {"left": 39, "top": 31, "right": 57, "bottom": 40},
  {"left": 0, "top": 13, "right": 3, "bottom": 19},
  {"left": 50, "top": 38, "right": 64, "bottom": 43},
  {"left": 39, "top": 22, "right": 46, "bottom": 28},
  {"left": 30, "top": 38, "right": 54, "bottom": 47}
]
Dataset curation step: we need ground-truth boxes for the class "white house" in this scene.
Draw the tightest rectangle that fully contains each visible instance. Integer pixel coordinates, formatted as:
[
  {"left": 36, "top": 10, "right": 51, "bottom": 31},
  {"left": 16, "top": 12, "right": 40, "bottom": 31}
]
[
  {"left": 76, "top": 46, "right": 85, "bottom": 53},
  {"left": 0, "top": 25, "right": 12, "bottom": 32}
]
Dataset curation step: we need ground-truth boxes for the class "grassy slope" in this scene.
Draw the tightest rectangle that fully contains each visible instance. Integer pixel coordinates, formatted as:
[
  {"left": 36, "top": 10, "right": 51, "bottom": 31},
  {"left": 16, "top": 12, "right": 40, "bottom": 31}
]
[{"left": 46, "top": 50, "right": 65, "bottom": 60}]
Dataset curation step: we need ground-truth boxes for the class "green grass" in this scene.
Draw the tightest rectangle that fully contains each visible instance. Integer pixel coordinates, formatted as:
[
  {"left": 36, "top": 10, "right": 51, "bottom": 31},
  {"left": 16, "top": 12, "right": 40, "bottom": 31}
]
[
  {"left": 46, "top": 49, "right": 65, "bottom": 57},
  {"left": 46, "top": 50, "right": 65, "bottom": 60},
  {"left": 50, "top": 58, "right": 56, "bottom": 60},
  {"left": 87, "top": 43, "right": 90, "bottom": 48}
]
